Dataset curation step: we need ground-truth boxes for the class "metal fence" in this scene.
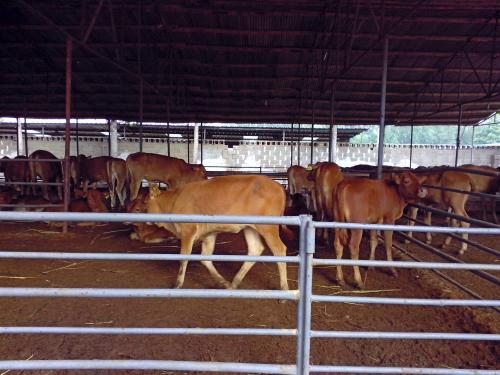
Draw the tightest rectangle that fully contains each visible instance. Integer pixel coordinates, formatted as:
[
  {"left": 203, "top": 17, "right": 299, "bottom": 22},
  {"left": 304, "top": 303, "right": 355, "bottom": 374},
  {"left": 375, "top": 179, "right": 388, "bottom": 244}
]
[{"left": 0, "top": 211, "right": 499, "bottom": 374}]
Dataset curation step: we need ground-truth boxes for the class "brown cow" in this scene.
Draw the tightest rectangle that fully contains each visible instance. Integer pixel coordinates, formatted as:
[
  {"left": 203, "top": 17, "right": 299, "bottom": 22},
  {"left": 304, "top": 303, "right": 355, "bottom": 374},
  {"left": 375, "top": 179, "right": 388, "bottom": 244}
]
[
  {"left": 126, "top": 191, "right": 175, "bottom": 243},
  {"left": 333, "top": 171, "right": 427, "bottom": 289},
  {"left": 407, "top": 170, "right": 472, "bottom": 254},
  {"left": 308, "top": 162, "right": 344, "bottom": 241},
  {"left": 81, "top": 156, "right": 113, "bottom": 192},
  {"left": 126, "top": 152, "right": 207, "bottom": 201},
  {"left": 69, "top": 154, "right": 87, "bottom": 192},
  {"left": 3, "top": 155, "right": 29, "bottom": 195},
  {"left": 460, "top": 164, "right": 499, "bottom": 223},
  {"left": 0, "top": 188, "right": 19, "bottom": 209},
  {"left": 28, "top": 150, "right": 62, "bottom": 201},
  {"left": 147, "top": 175, "right": 289, "bottom": 290},
  {"left": 106, "top": 158, "right": 127, "bottom": 209},
  {"left": 287, "top": 165, "right": 316, "bottom": 212}
]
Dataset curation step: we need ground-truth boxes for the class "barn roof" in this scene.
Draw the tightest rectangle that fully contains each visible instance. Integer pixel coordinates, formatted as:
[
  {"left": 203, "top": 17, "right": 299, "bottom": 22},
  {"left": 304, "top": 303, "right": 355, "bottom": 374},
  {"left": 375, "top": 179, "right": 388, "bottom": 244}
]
[{"left": 1, "top": 0, "right": 499, "bottom": 126}]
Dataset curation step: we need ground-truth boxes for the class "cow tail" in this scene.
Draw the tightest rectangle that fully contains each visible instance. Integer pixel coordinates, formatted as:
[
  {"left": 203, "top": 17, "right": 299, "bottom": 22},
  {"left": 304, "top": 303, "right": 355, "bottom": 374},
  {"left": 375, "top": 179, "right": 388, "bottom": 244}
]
[{"left": 333, "top": 183, "right": 348, "bottom": 246}]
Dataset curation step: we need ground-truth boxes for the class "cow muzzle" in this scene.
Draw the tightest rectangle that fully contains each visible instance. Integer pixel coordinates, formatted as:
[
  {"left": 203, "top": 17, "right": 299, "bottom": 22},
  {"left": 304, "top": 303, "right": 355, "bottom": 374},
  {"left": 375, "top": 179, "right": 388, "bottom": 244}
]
[{"left": 417, "top": 187, "right": 427, "bottom": 198}]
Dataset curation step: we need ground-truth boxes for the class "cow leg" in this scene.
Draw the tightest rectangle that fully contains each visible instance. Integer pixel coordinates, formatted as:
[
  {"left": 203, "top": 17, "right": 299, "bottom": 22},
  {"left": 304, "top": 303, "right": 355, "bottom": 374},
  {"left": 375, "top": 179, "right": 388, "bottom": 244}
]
[
  {"left": 259, "top": 226, "right": 289, "bottom": 291},
  {"left": 368, "top": 230, "right": 378, "bottom": 271},
  {"left": 57, "top": 176, "right": 63, "bottom": 201},
  {"left": 406, "top": 206, "right": 418, "bottom": 243},
  {"left": 82, "top": 179, "right": 89, "bottom": 193},
  {"left": 334, "top": 228, "right": 346, "bottom": 287},
  {"left": 348, "top": 229, "right": 364, "bottom": 289},
  {"left": 231, "top": 228, "right": 266, "bottom": 289},
  {"left": 383, "top": 229, "right": 397, "bottom": 277},
  {"left": 200, "top": 234, "right": 231, "bottom": 288},
  {"left": 109, "top": 175, "right": 116, "bottom": 209},
  {"left": 490, "top": 197, "right": 498, "bottom": 224},
  {"left": 117, "top": 176, "right": 127, "bottom": 208},
  {"left": 129, "top": 174, "right": 141, "bottom": 202},
  {"left": 175, "top": 232, "right": 196, "bottom": 289},
  {"left": 424, "top": 211, "right": 432, "bottom": 244}
]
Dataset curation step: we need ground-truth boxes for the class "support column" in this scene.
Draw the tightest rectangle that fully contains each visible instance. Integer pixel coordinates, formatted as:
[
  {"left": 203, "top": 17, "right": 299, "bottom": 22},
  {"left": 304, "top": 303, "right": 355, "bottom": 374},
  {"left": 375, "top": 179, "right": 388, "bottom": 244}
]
[
  {"left": 23, "top": 117, "right": 28, "bottom": 156},
  {"left": 110, "top": 119, "right": 118, "bottom": 157},
  {"left": 455, "top": 105, "right": 462, "bottom": 167},
  {"left": 76, "top": 118, "right": 80, "bottom": 155},
  {"left": 409, "top": 124, "right": 414, "bottom": 168},
  {"left": 328, "top": 88, "right": 336, "bottom": 163},
  {"left": 290, "top": 122, "right": 294, "bottom": 166},
  {"left": 63, "top": 37, "right": 73, "bottom": 232},
  {"left": 376, "top": 37, "right": 389, "bottom": 179},
  {"left": 200, "top": 122, "right": 204, "bottom": 164},
  {"left": 17, "top": 118, "right": 24, "bottom": 156},
  {"left": 310, "top": 101, "right": 314, "bottom": 165},
  {"left": 192, "top": 122, "right": 199, "bottom": 163},
  {"left": 139, "top": 78, "right": 143, "bottom": 152}
]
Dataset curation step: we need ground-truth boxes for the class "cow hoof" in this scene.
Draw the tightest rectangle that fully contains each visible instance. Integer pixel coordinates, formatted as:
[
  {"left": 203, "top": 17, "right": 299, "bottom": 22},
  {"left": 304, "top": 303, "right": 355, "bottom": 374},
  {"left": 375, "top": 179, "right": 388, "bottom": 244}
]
[
  {"left": 174, "top": 281, "right": 183, "bottom": 289},
  {"left": 458, "top": 249, "right": 466, "bottom": 256},
  {"left": 441, "top": 243, "right": 449, "bottom": 250},
  {"left": 337, "top": 279, "right": 347, "bottom": 289},
  {"left": 221, "top": 281, "right": 233, "bottom": 289},
  {"left": 355, "top": 282, "right": 365, "bottom": 290},
  {"left": 390, "top": 268, "right": 398, "bottom": 277}
]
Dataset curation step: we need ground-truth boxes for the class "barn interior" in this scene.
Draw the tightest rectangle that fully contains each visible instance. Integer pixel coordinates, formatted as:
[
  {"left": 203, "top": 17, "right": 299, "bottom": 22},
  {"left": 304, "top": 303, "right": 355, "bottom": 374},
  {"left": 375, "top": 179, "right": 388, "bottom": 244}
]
[{"left": 0, "top": 1, "right": 499, "bottom": 374}]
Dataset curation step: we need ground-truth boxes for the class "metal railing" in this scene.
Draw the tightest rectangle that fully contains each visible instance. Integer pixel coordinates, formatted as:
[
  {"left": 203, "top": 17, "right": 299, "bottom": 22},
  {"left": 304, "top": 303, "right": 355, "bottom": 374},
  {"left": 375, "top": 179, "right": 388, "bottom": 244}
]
[{"left": 0, "top": 211, "right": 499, "bottom": 374}]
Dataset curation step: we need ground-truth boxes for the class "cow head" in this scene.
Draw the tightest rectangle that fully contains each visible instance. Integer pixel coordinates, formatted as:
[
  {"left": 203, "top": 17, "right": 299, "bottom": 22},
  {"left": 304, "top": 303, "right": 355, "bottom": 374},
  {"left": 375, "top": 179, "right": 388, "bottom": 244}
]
[
  {"left": 126, "top": 191, "right": 148, "bottom": 214},
  {"left": 392, "top": 171, "right": 427, "bottom": 202},
  {"left": 190, "top": 164, "right": 208, "bottom": 180}
]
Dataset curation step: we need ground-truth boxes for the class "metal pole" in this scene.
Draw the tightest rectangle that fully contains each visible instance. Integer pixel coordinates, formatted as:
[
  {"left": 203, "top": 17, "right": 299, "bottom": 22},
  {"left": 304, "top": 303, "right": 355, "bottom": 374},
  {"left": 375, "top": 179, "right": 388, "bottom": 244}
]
[
  {"left": 23, "top": 117, "right": 28, "bottom": 156},
  {"left": 290, "top": 122, "right": 294, "bottom": 166},
  {"left": 107, "top": 119, "right": 111, "bottom": 157},
  {"left": 310, "top": 101, "right": 314, "bottom": 165},
  {"left": 200, "top": 122, "right": 204, "bottom": 164},
  {"left": 297, "top": 123, "right": 301, "bottom": 166},
  {"left": 470, "top": 124, "right": 475, "bottom": 163},
  {"left": 76, "top": 118, "right": 79, "bottom": 155},
  {"left": 296, "top": 215, "right": 314, "bottom": 375},
  {"left": 63, "top": 37, "right": 72, "bottom": 233},
  {"left": 16, "top": 117, "right": 22, "bottom": 156},
  {"left": 328, "top": 88, "right": 336, "bottom": 163},
  {"left": 376, "top": 37, "right": 389, "bottom": 179},
  {"left": 187, "top": 123, "right": 190, "bottom": 163},
  {"left": 110, "top": 119, "right": 118, "bottom": 157},
  {"left": 455, "top": 105, "right": 462, "bottom": 167},
  {"left": 409, "top": 124, "right": 414, "bottom": 168},
  {"left": 192, "top": 122, "right": 199, "bottom": 163},
  {"left": 139, "top": 79, "right": 143, "bottom": 153}
]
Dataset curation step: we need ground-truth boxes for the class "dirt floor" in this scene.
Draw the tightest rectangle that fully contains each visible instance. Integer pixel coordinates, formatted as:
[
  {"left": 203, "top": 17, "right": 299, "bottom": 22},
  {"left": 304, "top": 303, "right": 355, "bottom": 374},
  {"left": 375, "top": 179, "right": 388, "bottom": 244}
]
[{"left": 0, "top": 214, "right": 498, "bottom": 375}]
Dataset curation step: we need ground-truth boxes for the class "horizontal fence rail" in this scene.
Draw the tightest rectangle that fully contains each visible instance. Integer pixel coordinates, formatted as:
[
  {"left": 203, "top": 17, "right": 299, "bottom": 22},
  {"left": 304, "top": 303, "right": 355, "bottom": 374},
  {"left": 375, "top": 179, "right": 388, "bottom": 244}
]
[{"left": 0, "top": 212, "right": 498, "bottom": 375}]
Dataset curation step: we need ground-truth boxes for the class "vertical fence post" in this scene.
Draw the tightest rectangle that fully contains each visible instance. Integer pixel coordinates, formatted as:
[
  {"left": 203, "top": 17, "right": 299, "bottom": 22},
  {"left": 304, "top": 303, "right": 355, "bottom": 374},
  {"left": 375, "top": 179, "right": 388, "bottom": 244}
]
[
  {"left": 63, "top": 37, "right": 72, "bottom": 234},
  {"left": 296, "top": 215, "right": 314, "bottom": 375}
]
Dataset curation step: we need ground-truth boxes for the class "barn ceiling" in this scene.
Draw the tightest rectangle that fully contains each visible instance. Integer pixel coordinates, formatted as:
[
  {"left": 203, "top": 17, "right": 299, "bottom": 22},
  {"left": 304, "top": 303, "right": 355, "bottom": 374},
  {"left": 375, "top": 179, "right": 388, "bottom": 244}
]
[{"left": 1, "top": 0, "right": 500, "bottom": 126}]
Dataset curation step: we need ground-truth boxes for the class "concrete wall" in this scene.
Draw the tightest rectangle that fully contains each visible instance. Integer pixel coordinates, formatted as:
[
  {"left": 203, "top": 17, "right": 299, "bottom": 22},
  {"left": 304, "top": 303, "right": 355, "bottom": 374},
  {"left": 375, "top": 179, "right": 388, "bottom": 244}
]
[{"left": 0, "top": 135, "right": 498, "bottom": 168}]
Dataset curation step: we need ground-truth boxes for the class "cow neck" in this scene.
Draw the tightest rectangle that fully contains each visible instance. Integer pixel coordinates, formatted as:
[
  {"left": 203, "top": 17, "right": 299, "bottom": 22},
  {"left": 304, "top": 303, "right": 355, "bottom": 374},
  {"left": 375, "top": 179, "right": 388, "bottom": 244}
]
[{"left": 386, "top": 180, "right": 410, "bottom": 210}]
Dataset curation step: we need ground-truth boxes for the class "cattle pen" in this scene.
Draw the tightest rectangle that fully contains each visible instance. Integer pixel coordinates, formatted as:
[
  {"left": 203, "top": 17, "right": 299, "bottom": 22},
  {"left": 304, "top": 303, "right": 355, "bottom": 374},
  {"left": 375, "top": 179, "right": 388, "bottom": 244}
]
[
  {"left": 1, "top": 0, "right": 500, "bottom": 374},
  {"left": 0, "top": 211, "right": 499, "bottom": 374}
]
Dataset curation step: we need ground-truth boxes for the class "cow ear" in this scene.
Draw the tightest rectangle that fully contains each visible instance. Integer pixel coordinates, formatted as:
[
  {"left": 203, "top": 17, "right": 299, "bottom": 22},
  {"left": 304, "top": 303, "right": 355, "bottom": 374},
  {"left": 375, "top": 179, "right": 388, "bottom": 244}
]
[
  {"left": 149, "top": 183, "right": 161, "bottom": 199},
  {"left": 392, "top": 174, "right": 401, "bottom": 185}
]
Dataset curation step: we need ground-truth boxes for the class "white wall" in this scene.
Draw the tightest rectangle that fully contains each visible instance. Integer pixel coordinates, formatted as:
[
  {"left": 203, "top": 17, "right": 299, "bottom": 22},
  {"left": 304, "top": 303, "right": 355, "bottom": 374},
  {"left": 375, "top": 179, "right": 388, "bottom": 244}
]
[{"left": 0, "top": 135, "right": 498, "bottom": 168}]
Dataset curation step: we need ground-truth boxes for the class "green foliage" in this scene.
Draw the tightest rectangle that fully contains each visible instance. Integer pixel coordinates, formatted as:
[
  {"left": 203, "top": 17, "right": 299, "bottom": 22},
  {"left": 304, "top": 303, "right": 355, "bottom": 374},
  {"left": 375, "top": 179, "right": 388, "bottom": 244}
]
[{"left": 349, "top": 113, "right": 500, "bottom": 145}]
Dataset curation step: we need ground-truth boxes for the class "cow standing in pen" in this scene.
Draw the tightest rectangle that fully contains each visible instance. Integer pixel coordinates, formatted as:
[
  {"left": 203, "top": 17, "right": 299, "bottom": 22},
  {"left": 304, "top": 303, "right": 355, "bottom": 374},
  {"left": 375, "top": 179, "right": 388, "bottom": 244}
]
[
  {"left": 126, "top": 152, "right": 207, "bottom": 201},
  {"left": 146, "top": 175, "right": 289, "bottom": 291},
  {"left": 333, "top": 171, "right": 427, "bottom": 289}
]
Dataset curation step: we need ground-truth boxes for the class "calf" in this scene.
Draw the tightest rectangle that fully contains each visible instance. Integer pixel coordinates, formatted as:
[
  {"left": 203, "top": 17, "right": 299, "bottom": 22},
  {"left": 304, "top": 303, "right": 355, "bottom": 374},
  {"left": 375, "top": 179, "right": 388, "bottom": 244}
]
[
  {"left": 106, "top": 158, "right": 127, "bottom": 209},
  {"left": 29, "top": 150, "right": 63, "bottom": 201},
  {"left": 4, "top": 156, "right": 29, "bottom": 195},
  {"left": 147, "top": 175, "right": 289, "bottom": 290},
  {"left": 126, "top": 191, "right": 175, "bottom": 244},
  {"left": 460, "top": 164, "right": 499, "bottom": 223},
  {"left": 407, "top": 170, "right": 472, "bottom": 254},
  {"left": 333, "top": 171, "right": 427, "bottom": 289},
  {"left": 287, "top": 165, "right": 316, "bottom": 212},
  {"left": 126, "top": 152, "right": 207, "bottom": 201},
  {"left": 308, "top": 162, "right": 344, "bottom": 241},
  {"left": 81, "top": 156, "right": 113, "bottom": 192}
]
